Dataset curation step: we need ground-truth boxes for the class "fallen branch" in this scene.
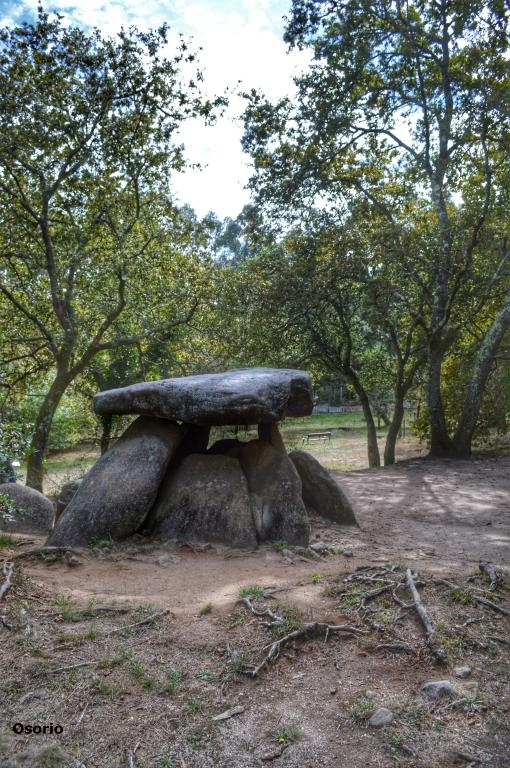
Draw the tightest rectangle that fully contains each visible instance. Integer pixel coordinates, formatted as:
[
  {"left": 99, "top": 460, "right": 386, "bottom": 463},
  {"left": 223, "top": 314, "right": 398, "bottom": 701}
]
[
  {"left": 406, "top": 568, "right": 446, "bottom": 662},
  {"left": 75, "top": 703, "right": 88, "bottom": 727},
  {"left": 479, "top": 562, "right": 498, "bottom": 591},
  {"left": 0, "top": 561, "right": 13, "bottom": 601},
  {"left": 49, "top": 660, "right": 99, "bottom": 674},
  {"left": 106, "top": 609, "right": 169, "bottom": 636}
]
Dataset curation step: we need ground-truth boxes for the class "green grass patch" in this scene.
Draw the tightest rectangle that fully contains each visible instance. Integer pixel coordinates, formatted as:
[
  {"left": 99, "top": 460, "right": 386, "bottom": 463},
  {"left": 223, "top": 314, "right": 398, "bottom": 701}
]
[
  {"left": 239, "top": 584, "right": 265, "bottom": 599},
  {"left": 0, "top": 533, "right": 16, "bottom": 549}
]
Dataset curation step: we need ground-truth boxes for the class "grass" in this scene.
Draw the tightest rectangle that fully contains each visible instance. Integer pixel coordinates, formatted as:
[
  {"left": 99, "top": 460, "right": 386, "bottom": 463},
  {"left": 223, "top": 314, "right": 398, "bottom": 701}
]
[
  {"left": 199, "top": 602, "right": 213, "bottom": 616},
  {"left": 274, "top": 727, "right": 301, "bottom": 745},
  {"left": 239, "top": 584, "right": 265, "bottom": 599},
  {"left": 161, "top": 667, "right": 183, "bottom": 695},
  {"left": 348, "top": 696, "right": 376, "bottom": 722},
  {"left": 309, "top": 571, "right": 322, "bottom": 584},
  {"left": 186, "top": 696, "right": 204, "bottom": 712},
  {"left": 0, "top": 533, "right": 16, "bottom": 549}
]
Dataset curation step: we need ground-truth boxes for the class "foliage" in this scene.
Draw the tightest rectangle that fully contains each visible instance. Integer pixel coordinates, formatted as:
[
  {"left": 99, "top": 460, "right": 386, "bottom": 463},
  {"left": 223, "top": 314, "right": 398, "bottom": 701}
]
[{"left": 0, "top": 9, "right": 223, "bottom": 488}]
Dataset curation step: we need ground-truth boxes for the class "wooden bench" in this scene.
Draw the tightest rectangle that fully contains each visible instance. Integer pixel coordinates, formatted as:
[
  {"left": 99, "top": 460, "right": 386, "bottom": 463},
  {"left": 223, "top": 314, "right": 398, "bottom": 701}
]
[{"left": 302, "top": 431, "right": 332, "bottom": 444}]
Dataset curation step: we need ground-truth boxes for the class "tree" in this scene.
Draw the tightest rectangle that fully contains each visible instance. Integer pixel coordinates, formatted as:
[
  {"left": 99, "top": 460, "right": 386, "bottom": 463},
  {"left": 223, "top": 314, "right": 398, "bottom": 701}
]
[
  {"left": 243, "top": 0, "right": 510, "bottom": 458},
  {"left": 0, "top": 9, "right": 222, "bottom": 490}
]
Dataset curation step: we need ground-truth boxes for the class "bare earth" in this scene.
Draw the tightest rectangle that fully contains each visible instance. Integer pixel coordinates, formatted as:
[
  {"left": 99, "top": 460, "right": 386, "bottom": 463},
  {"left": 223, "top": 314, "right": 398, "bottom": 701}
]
[{"left": 1, "top": 456, "right": 509, "bottom": 768}]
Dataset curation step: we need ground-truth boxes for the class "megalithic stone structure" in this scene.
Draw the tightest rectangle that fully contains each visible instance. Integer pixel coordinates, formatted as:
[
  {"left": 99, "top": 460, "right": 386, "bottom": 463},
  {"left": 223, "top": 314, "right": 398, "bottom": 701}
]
[{"left": 46, "top": 368, "right": 357, "bottom": 549}]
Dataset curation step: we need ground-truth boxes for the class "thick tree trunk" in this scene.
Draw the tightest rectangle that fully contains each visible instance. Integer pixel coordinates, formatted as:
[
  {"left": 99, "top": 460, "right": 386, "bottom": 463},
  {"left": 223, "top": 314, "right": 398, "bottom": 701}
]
[
  {"left": 384, "top": 396, "right": 404, "bottom": 466},
  {"left": 452, "top": 293, "right": 510, "bottom": 456},
  {"left": 427, "top": 344, "right": 454, "bottom": 457},
  {"left": 26, "top": 372, "right": 70, "bottom": 491},
  {"left": 355, "top": 386, "right": 380, "bottom": 468}
]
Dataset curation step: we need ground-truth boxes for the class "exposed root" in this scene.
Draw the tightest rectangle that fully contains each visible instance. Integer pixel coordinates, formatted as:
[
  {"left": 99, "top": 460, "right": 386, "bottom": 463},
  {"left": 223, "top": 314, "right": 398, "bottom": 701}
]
[
  {"left": 475, "top": 596, "right": 510, "bottom": 617},
  {"left": 479, "top": 562, "right": 498, "bottom": 591},
  {"left": 12, "top": 546, "right": 87, "bottom": 561},
  {"left": 238, "top": 597, "right": 363, "bottom": 677},
  {"left": 0, "top": 561, "right": 13, "bottom": 601}
]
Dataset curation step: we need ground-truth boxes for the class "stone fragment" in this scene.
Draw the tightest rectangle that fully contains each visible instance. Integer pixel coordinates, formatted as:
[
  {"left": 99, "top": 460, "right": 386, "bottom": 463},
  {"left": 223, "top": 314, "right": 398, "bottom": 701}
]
[
  {"left": 239, "top": 440, "right": 310, "bottom": 546},
  {"left": 420, "top": 680, "right": 454, "bottom": 700},
  {"left": 93, "top": 367, "right": 313, "bottom": 425},
  {"left": 288, "top": 450, "right": 357, "bottom": 525},
  {"left": 454, "top": 665, "right": 471, "bottom": 679},
  {"left": 0, "top": 483, "right": 54, "bottom": 533},
  {"left": 149, "top": 454, "right": 257, "bottom": 549},
  {"left": 369, "top": 708, "right": 394, "bottom": 727},
  {"left": 47, "top": 417, "right": 182, "bottom": 546},
  {"left": 55, "top": 479, "right": 82, "bottom": 523}
]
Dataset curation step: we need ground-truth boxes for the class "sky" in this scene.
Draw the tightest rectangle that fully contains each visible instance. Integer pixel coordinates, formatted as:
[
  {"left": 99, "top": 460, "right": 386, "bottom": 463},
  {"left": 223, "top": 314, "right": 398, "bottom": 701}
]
[{"left": 0, "top": 0, "right": 309, "bottom": 220}]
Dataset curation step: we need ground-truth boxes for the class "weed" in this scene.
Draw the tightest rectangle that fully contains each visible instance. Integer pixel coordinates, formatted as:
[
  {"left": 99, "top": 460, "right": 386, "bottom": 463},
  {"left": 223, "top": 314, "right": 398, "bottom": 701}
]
[
  {"left": 238, "top": 584, "right": 265, "bottom": 599},
  {"left": 142, "top": 675, "right": 156, "bottom": 690},
  {"left": 161, "top": 667, "right": 183, "bottom": 695},
  {"left": 274, "top": 727, "right": 301, "bottom": 745},
  {"left": 186, "top": 729, "right": 206, "bottom": 750},
  {"left": 88, "top": 535, "right": 114, "bottom": 549},
  {"left": 348, "top": 696, "right": 376, "bottom": 722},
  {"left": 125, "top": 657, "right": 146, "bottom": 680},
  {"left": 199, "top": 602, "right": 213, "bottom": 616},
  {"left": 339, "top": 589, "right": 362, "bottom": 608},
  {"left": 58, "top": 628, "right": 98, "bottom": 644},
  {"left": 97, "top": 646, "right": 131, "bottom": 669},
  {"left": 226, "top": 653, "right": 251, "bottom": 674},
  {"left": 154, "top": 758, "right": 173, "bottom": 768},
  {"left": 56, "top": 595, "right": 83, "bottom": 622},
  {"left": 12, "top": 566, "right": 29, "bottom": 586},
  {"left": 448, "top": 587, "right": 475, "bottom": 605},
  {"left": 271, "top": 541, "right": 289, "bottom": 552},
  {"left": 270, "top": 617, "right": 305, "bottom": 638},
  {"left": 186, "top": 696, "right": 204, "bottom": 712},
  {"left": 309, "top": 572, "right": 322, "bottom": 584},
  {"left": 92, "top": 678, "right": 125, "bottom": 698},
  {"left": 226, "top": 607, "right": 245, "bottom": 627},
  {"left": 197, "top": 668, "right": 219, "bottom": 684},
  {"left": 322, "top": 584, "right": 342, "bottom": 597},
  {"left": 0, "top": 533, "right": 15, "bottom": 549}
]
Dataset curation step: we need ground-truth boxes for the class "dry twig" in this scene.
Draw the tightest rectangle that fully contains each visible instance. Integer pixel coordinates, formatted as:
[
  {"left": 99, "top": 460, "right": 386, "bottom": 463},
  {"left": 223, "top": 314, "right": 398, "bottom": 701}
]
[
  {"left": 106, "top": 609, "right": 169, "bottom": 635},
  {"left": 406, "top": 568, "right": 446, "bottom": 662}
]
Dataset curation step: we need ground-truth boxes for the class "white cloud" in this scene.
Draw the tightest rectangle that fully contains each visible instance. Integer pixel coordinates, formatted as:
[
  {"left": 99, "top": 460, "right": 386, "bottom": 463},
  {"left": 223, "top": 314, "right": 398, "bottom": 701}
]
[{"left": 0, "top": 0, "right": 308, "bottom": 219}]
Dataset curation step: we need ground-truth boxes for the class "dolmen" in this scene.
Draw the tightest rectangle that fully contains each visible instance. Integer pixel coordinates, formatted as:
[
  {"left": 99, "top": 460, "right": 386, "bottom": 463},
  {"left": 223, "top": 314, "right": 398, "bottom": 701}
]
[{"left": 47, "top": 368, "right": 357, "bottom": 549}]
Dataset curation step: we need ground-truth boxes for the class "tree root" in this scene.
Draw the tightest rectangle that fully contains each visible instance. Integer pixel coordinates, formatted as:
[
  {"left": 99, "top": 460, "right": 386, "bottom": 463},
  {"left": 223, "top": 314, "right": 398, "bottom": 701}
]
[
  {"left": 406, "top": 568, "right": 446, "bottom": 662},
  {"left": 475, "top": 596, "right": 510, "bottom": 617},
  {"left": 0, "top": 561, "right": 13, "bottom": 601},
  {"left": 479, "top": 562, "right": 498, "bottom": 591},
  {"left": 237, "top": 597, "right": 363, "bottom": 677}
]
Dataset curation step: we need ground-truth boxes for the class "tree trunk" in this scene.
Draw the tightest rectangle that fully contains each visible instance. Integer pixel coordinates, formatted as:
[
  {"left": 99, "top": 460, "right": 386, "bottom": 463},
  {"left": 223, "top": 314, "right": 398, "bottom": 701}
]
[
  {"left": 384, "top": 396, "right": 405, "bottom": 466},
  {"left": 100, "top": 413, "right": 113, "bottom": 455},
  {"left": 354, "top": 385, "right": 380, "bottom": 468},
  {"left": 26, "top": 371, "right": 70, "bottom": 491},
  {"left": 452, "top": 293, "right": 510, "bottom": 456},
  {"left": 427, "top": 344, "right": 454, "bottom": 457}
]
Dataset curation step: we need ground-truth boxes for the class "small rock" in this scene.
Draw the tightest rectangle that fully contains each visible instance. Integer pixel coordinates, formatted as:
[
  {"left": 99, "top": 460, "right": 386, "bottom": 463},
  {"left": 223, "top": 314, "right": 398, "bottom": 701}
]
[
  {"left": 420, "top": 680, "right": 454, "bottom": 700},
  {"left": 369, "top": 708, "right": 394, "bottom": 727},
  {"left": 454, "top": 665, "right": 471, "bottom": 679},
  {"left": 281, "top": 548, "right": 294, "bottom": 560},
  {"left": 365, "top": 690, "right": 377, "bottom": 700},
  {"left": 330, "top": 687, "right": 337, "bottom": 695},
  {"left": 309, "top": 541, "right": 329, "bottom": 554},
  {"left": 157, "top": 553, "right": 180, "bottom": 566},
  {"left": 342, "top": 548, "right": 354, "bottom": 557}
]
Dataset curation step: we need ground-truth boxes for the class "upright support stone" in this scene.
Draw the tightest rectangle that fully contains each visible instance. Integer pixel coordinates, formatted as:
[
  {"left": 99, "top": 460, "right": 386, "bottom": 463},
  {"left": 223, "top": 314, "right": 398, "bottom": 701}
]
[
  {"left": 47, "top": 417, "right": 183, "bottom": 546},
  {"left": 148, "top": 454, "right": 257, "bottom": 548},
  {"left": 239, "top": 440, "right": 310, "bottom": 546},
  {"left": 258, "top": 422, "right": 286, "bottom": 454},
  {"left": 289, "top": 450, "right": 357, "bottom": 525}
]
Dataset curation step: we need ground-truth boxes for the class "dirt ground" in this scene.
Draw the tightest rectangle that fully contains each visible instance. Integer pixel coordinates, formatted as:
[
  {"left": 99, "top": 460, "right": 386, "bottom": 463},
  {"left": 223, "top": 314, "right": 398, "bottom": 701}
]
[{"left": 1, "top": 455, "right": 509, "bottom": 768}]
